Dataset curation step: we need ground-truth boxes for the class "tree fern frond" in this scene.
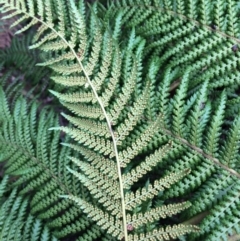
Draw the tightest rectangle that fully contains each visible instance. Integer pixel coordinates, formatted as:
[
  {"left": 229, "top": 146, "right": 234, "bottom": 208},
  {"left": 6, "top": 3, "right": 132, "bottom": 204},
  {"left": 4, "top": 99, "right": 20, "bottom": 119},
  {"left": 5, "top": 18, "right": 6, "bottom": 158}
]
[
  {"left": 190, "top": 178, "right": 240, "bottom": 241},
  {"left": 61, "top": 195, "right": 124, "bottom": 240},
  {"left": 49, "top": 90, "right": 95, "bottom": 103},
  {"left": 2, "top": 0, "right": 240, "bottom": 240},
  {"left": 61, "top": 102, "right": 105, "bottom": 120},
  {"left": 62, "top": 144, "right": 119, "bottom": 179},
  {"left": 108, "top": 58, "right": 137, "bottom": 123},
  {"left": 188, "top": 80, "right": 209, "bottom": 147},
  {"left": 61, "top": 114, "right": 110, "bottom": 138},
  {"left": 213, "top": 0, "right": 225, "bottom": 32},
  {"left": 0, "top": 87, "right": 11, "bottom": 121},
  {"left": 199, "top": 0, "right": 212, "bottom": 25},
  {"left": 66, "top": 161, "right": 120, "bottom": 200},
  {"left": 226, "top": 0, "right": 239, "bottom": 37},
  {"left": 52, "top": 126, "right": 114, "bottom": 156},
  {"left": 116, "top": 81, "right": 150, "bottom": 144},
  {"left": 50, "top": 75, "right": 86, "bottom": 87},
  {"left": 118, "top": 114, "right": 163, "bottom": 167}
]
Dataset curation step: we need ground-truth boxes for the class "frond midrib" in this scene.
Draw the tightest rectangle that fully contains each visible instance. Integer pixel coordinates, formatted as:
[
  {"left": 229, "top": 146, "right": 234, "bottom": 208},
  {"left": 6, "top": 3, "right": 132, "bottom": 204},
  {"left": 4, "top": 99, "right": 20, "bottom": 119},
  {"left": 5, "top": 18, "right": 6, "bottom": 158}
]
[
  {"left": 161, "top": 126, "right": 240, "bottom": 179},
  {"left": 0, "top": 138, "right": 73, "bottom": 195}
]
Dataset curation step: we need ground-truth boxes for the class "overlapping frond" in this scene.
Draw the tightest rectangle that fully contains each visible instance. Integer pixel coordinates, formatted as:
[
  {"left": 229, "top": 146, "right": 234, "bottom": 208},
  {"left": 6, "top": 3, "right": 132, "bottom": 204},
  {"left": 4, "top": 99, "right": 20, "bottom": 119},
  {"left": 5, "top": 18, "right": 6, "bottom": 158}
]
[
  {"left": 109, "top": 1, "right": 240, "bottom": 240},
  {"left": 0, "top": 176, "right": 58, "bottom": 241}
]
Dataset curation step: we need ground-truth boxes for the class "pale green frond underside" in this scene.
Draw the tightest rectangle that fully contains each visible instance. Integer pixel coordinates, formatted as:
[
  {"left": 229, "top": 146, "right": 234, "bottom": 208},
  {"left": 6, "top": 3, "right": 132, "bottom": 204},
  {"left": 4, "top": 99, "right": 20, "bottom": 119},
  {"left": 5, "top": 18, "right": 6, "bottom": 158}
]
[
  {"left": 123, "top": 142, "right": 172, "bottom": 188},
  {"left": 128, "top": 202, "right": 191, "bottom": 229},
  {"left": 50, "top": 126, "right": 114, "bottom": 156},
  {"left": 128, "top": 224, "right": 199, "bottom": 241},
  {"left": 125, "top": 169, "right": 190, "bottom": 210},
  {"left": 118, "top": 114, "right": 163, "bottom": 166},
  {"left": 61, "top": 195, "right": 124, "bottom": 240}
]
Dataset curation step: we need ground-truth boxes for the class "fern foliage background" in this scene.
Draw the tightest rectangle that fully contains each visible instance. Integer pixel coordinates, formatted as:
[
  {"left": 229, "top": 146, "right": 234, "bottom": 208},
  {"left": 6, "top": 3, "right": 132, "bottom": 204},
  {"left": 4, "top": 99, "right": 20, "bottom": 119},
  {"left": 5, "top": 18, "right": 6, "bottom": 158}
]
[{"left": 0, "top": 0, "right": 240, "bottom": 241}]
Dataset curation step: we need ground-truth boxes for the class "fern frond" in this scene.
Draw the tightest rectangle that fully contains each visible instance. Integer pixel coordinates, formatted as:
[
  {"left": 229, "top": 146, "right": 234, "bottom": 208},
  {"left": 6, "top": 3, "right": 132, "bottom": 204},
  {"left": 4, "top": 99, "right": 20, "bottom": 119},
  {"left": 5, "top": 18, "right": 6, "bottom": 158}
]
[
  {"left": 172, "top": 69, "right": 190, "bottom": 137},
  {"left": 189, "top": 178, "right": 240, "bottom": 241},
  {"left": 128, "top": 202, "right": 191, "bottom": 229},
  {"left": 0, "top": 177, "right": 58, "bottom": 241},
  {"left": 2, "top": 0, "right": 240, "bottom": 240}
]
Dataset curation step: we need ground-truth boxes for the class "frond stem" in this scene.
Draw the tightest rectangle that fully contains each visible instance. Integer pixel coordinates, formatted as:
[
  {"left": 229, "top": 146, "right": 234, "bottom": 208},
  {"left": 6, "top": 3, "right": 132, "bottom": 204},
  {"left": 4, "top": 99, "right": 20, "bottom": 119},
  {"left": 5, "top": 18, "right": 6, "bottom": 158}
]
[{"left": 182, "top": 211, "right": 209, "bottom": 225}]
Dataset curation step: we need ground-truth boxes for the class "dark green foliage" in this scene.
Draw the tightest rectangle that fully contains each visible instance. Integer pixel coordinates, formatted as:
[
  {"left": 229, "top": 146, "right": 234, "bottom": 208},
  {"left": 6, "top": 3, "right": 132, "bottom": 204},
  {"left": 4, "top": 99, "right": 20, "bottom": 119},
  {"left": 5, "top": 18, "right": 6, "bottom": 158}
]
[{"left": 0, "top": 176, "right": 58, "bottom": 241}]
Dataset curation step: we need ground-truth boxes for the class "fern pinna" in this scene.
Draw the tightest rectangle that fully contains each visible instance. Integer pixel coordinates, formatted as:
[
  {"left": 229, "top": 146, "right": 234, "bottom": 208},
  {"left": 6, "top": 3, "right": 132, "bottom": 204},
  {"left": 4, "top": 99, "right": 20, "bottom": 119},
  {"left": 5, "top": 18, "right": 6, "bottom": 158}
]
[{"left": 0, "top": 0, "right": 240, "bottom": 241}]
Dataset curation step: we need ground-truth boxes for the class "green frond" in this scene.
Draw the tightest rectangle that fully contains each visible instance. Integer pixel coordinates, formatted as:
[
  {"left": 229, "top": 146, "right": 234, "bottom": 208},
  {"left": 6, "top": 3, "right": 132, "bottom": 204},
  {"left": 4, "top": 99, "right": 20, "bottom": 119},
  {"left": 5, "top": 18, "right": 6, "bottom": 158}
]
[
  {"left": 0, "top": 88, "right": 11, "bottom": 121},
  {"left": 39, "top": 39, "right": 68, "bottom": 52},
  {"left": 219, "top": 115, "right": 240, "bottom": 167},
  {"left": 226, "top": 0, "right": 239, "bottom": 37},
  {"left": 199, "top": 0, "right": 212, "bottom": 25},
  {"left": 37, "top": 52, "right": 75, "bottom": 66},
  {"left": 108, "top": 58, "right": 137, "bottom": 123},
  {"left": 0, "top": 178, "right": 59, "bottom": 241},
  {"left": 190, "top": 179, "right": 240, "bottom": 241},
  {"left": 66, "top": 160, "right": 120, "bottom": 200},
  {"left": 61, "top": 114, "right": 110, "bottom": 138},
  {"left": 0, "top": 86, "right": 103, "bottom": 240},
  {"left": 62, "top": 144, "right": 118, "bottom": 179},
  {"left": 118, "top": 114, "right": 163, "bottom": 167},
  {"left": 52, "top": 126, "right": 114, "bottom": 156},
  {"left": 204, "top": 91, "right": 226, "bottom": 157},
  {"left": 49, "top": 90, "right": 95, "bottom": 103},
  {"left": 29, "top": 32, "right": 58, "bottom": 49},
  {"left": 51, "top": 75, "right": 87, "bottom": 87},
  {"left": 116, "top": 82, "right": 150, "bottom": 144},
  {"left": 172, "top": 69, "right": 190, "bottom": 137},
  {"left": 188, "top": 80, "right": 210, "bottom": 147},
  {"left": 61, "top": 102, "right": 105, "bottom": 120}
]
